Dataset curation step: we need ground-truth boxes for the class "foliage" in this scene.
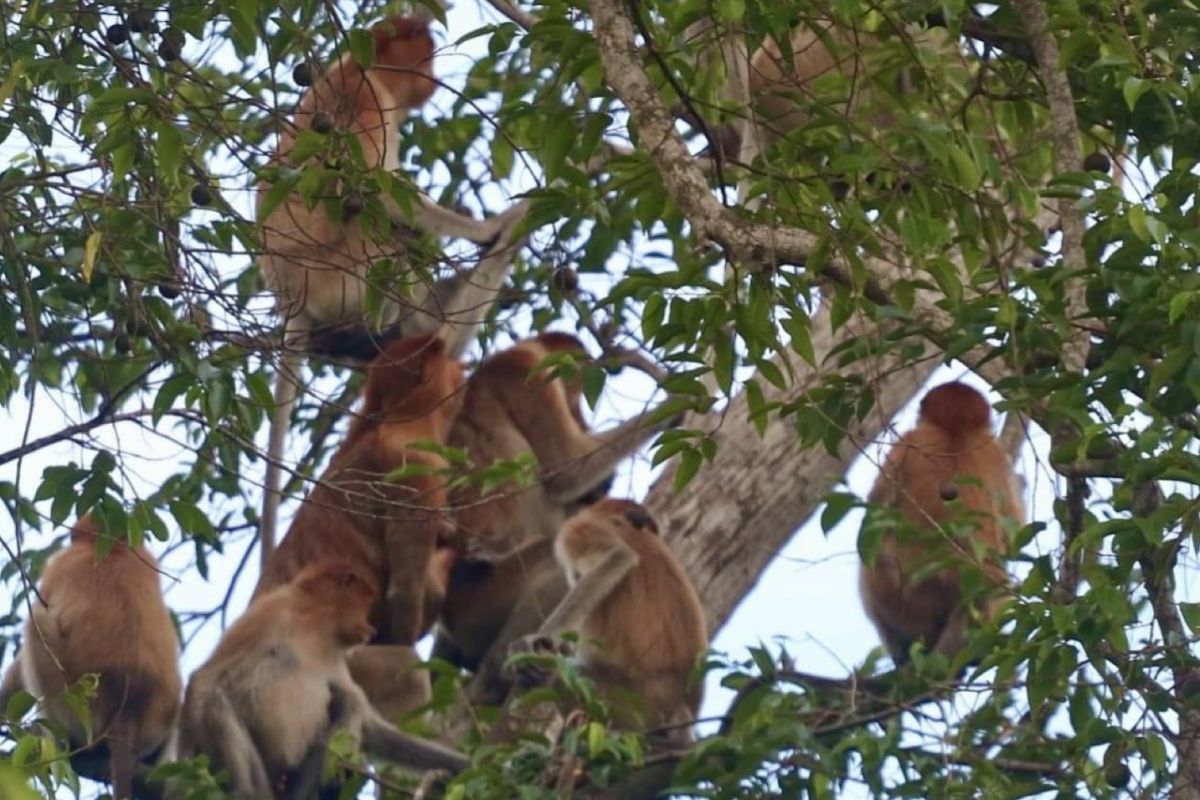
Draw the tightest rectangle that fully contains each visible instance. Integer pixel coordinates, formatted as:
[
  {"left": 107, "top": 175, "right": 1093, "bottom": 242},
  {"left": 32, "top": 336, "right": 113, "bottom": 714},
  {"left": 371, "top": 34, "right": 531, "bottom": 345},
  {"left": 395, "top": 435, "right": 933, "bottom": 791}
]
[{"left": 0, "top": 0, "right": 1198, "bottom": 797}]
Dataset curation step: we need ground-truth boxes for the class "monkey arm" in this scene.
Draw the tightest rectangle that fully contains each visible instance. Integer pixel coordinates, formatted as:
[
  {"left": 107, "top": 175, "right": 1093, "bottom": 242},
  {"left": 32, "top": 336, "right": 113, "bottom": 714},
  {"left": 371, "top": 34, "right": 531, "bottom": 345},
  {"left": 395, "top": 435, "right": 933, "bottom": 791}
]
[
  {"left": 541, "top": 409, "right": 680, "bottom": 505},
  {"left": 354, "top": 693, "right": 469, "bottom": 773},
  {"left": 536, "top": 544, "right": 639, "bottom": 638},
  {"left": 378, "top": 191, "right": 521, "bottom": 246},
  {"left": 195, "top": 690, "right": 275, "bottom": 799},
  {"left": 381, "top": 509, "right": 445, "bottom": 645}
]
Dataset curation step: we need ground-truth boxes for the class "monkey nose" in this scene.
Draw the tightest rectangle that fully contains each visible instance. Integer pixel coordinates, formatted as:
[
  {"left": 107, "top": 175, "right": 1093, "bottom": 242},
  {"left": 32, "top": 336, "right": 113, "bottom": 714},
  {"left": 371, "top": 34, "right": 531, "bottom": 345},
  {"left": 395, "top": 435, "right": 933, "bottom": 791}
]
[{"left": 623, "top": 507, "right": 653, "bottom": 530}]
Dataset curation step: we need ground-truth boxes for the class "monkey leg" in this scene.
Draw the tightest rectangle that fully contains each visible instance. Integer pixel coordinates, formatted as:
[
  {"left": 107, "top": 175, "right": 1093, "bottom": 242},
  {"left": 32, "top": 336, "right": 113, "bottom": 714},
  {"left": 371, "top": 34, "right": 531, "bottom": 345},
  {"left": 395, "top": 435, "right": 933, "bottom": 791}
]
[{"left": 347, "top": 645, "right": 432, "bottom": 722}]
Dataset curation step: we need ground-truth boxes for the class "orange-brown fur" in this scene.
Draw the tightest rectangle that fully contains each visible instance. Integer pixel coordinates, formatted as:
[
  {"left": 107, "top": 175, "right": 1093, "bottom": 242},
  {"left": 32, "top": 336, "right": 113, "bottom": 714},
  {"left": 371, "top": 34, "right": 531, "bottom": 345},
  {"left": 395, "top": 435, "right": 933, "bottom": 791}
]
[
  {"left": 432, "top": 333, "right": 615, "bottom": 692},
  {"left": 254, "top": 335, "right": 463, "bottom": 646},
  {"left": 177, "top": 560, "right": 466, "bottom": 797},
  {"left": 448, "top": 332, "right": 599, "bottom": 552},
  {"left": 0, "top": 516, "right": 181, "bottom": 798},
  {"left": 259, "top": 15, "right": 438, "bottom": 333},
  {"left": 859, "top": 382, "right": 1023, "bottom": 663},
  {"left": 552, "top": 499, "right": 707, "bottom": 742}
]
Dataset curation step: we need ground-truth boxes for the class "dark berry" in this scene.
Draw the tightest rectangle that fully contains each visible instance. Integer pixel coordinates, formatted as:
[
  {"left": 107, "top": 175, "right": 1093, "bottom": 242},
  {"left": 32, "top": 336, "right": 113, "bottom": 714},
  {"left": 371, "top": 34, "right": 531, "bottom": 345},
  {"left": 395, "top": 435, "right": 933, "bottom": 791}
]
[
  {"left": 292, "top": 62, "right": 313, "bottom": 87},
  {"left": 190, "top": 184, "right": 213, "bottom": 207},
  {"left": 310, "top": 111, "right": 334, "bottom": 135},
  {"left": 158, "top": 280, "right": 180, "bottom": 300},
  {"left": 105, "top": 23, "right": 129, "bottom": 45},
  {"left": 1083, "top": 151, "right": 1112, "bottom": 174},
  {"left": 939, "top": 484, "right": 959, "bottom": 502}
]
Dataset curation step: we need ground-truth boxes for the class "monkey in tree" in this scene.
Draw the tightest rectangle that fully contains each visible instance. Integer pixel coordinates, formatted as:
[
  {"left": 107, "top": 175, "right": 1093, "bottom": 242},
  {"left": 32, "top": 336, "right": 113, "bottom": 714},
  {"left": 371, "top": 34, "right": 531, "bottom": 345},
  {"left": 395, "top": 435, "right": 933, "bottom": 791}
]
[
  {"left": 253, "top": 334, "right": 464, "bottom": 717},
  {"left": 682, "top": 13, "right": 950, "bottom": 169},
  {"left": 498, "top": 499, "right": 708, "bottom": 747},
  {"left": 859, "top": 381, "right": 1023, "bottom": 664},
  {"left": 0, "top": 516, "right": 182, "bottom": 799},
  {"left": 431, "top": 333, "right": 678, "bottom": 698},
  {"left": 175, "top": 559, "right": 468, "bottom": 799},
  {"left": 258, "top": 13, "right": 525, "bottom": 569}
]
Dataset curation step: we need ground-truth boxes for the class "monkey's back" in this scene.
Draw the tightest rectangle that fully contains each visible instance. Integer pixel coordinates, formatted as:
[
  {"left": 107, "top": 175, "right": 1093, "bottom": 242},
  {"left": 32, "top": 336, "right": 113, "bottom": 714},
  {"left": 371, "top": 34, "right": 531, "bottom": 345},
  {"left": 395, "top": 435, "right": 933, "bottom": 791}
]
[
  {"left": 581, "top": 530, "right": 708, "bottom": 726},
  {"left": 254, "top": 436, "right": 447, "bottom": 625},
  {"left": 448, "top": 347, "right": 574, "bottom": 550},
  {"left": 860, "top": 422, "right": 1020, "bottom": 655},
  {"left": 24, "top": 541, "right": 181, "bottom": 749}
]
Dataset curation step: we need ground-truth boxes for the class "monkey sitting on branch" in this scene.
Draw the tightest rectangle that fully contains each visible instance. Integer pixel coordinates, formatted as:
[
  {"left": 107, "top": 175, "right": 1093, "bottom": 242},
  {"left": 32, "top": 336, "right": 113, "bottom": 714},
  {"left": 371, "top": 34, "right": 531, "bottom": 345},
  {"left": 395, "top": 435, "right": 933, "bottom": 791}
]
[
  {"left": 859, "top": 381, "right": 1023, "bottom": 666},
  {"left": 0, "top": 516, "right": 182, "bottom": 800},
  {"left": 174, "top": 559, "right": 468, "bottom": 799},
  {"left": 253, "top": 334, "right": 465, "bottom": 720},
  {"left": 491, "top": 498, "right": 708, "bottom": 750}
]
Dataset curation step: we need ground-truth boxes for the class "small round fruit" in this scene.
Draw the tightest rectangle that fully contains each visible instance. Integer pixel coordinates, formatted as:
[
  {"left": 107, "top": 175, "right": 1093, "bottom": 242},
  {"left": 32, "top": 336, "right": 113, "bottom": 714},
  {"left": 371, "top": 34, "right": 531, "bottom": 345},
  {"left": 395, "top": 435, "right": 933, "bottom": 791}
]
[
  {"left": 191, "top": 184, "right": 213, "bottom": 207},
  {"left": 939, "top": 484, "right": 959, "bottom": 502},
  {"left": 829, "top": 179, "right": 850, "bottom": 201},
  {"left": 105, "top": 23, "right": 129, "bottom": 45},
  {"left": 292, "top": 62, "right": 313, "bottom": 87},
  {"left": 311, "top": 111, "right": 334, "bottom": 135},
  {"left": 114, "top": 334, "right": 132, "bottom": 354},
  {"left": 552, "top": 267, "right": 579, "bottom": 294},
  {"left": 157, "top": 38, "right": 180, "bottom": 61},
  {"left": 342, "top": 194, "right": 364, "bottom": 218},
  {"left": 1031, "top": 254, "right": 1047, "bottom": 268},
  {"left": 1103, "top": 761, "right": 1131, "bottom": 789},
  {"left": 1083, "top": 151, "right": 1112, "bottom": 174},
  {"left": 127, "top": 8, "right": 156, "bottom": 33},
  {"left": 158, "top": 280, "right": 180, "bottom": 300}
]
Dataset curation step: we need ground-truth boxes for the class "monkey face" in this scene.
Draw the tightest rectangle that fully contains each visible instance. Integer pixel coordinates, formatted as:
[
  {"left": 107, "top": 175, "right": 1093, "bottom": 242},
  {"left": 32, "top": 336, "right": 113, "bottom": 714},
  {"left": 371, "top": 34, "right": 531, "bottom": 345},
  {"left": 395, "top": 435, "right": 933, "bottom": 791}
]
[{"left": 371, "top": 17, "right": 437, "bottom": 108}]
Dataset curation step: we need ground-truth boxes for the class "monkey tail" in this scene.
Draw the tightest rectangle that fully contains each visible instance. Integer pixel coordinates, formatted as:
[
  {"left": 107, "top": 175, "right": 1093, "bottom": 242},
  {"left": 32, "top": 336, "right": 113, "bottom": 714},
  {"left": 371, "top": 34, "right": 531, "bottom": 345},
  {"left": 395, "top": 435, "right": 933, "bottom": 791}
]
[
  {"left": 262, "top": 348, "right": 301, "bottom": 570},
  {"left": 106, "top": 723, "right": 139, "bottom": 800},
  {"left": 918, "top": 382, "right": 992, "bottom": 438}
]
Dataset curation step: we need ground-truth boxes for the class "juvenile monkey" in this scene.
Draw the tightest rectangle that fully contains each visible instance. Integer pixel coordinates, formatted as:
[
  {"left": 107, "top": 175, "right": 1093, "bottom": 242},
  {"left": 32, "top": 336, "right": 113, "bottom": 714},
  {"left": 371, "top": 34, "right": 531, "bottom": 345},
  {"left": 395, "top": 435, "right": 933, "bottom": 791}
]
[
  {"left": 859, "top": 381, "right": 1023, "bottom": 664},
  {"left": 176, "top": 559, "right": 468, "bottom": 799},
  {"left": 254, "top": 335, "right": 464, "bottom": 717},
  {"left": 500, "top": 499, "right": 708, "bottom": 747},
  {"left": 258, "top": 13, "right": 521, "bottom": 568},
  {"left": 432, "top": 333, "right": 675, "bottom": 695},
  {"left": 0, "top": 516, "right": 181, "bottom": 799}
]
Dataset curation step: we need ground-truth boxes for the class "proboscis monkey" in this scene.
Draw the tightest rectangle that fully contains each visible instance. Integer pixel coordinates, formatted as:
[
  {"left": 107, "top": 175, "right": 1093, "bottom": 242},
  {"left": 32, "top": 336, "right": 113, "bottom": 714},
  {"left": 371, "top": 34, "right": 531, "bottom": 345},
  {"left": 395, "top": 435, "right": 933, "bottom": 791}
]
[
  {"left": 859, "top": 381, "right": 1023, "bottom": 664},
  {"left": 431, "top": 333, "right": 677, "bottom": 697},
  {"left": 258, "top": 13, "right": 523, "bottom": 571},
  {"left": 498, "top": 499, "right": 707, "bottom": 747},
  {"left": 683, "top": 13, "right": 945, "bottom": 168},
  {"left": 0, "top": 516, "right": 181, "bottom": 799},
  {"left": 253, "top": 334, "right": 464, "bottom": 718},
  {"left": 175, "top": 560, "right": 468, "bottom": 799}
]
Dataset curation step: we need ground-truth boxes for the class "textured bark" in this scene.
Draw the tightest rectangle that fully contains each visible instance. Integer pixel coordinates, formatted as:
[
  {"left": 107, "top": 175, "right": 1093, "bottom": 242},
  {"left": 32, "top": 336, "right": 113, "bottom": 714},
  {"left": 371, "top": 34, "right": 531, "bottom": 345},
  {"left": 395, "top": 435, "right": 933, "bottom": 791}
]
[{"left": 644, "top": 307, "right": 937, "bottom": 634}]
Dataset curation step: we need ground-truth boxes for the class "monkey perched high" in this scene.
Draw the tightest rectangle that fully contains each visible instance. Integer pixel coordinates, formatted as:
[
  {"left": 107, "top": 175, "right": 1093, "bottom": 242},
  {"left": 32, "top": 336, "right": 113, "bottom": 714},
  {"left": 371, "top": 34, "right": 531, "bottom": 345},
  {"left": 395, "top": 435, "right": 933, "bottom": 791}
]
[
  {"left": 254, "top": 335, "right": 464, "bottom": 718},
  {"left": 257, "top": 12, "right": 522, "bottom": 575},
  {"left": 859, "top": 381, "right": 1023, "bottom": 664},
  {"left": 0, "top": 516, "right": 182, "bottom": 800},
  {"left": 176, "top": 560, "right": 468, "bottom": 799}
]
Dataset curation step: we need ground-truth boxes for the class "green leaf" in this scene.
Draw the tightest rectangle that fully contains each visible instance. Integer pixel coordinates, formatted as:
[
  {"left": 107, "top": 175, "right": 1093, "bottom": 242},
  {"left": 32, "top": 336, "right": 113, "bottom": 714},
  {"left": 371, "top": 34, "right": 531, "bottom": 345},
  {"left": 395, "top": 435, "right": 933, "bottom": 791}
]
[
  {"left": 349, "top": 28, "right": 376, "bottom": 69},
  {"left": 673, "top": 448, "right": 701, "bottom": 491}
]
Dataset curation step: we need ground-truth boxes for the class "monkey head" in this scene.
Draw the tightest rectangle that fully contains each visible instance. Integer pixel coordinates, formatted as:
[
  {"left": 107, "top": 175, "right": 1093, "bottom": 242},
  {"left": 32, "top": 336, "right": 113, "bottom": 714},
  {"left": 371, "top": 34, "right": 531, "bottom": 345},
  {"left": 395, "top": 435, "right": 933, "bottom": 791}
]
[
  {"left": 576, "top": 498, "right": 660, "bottom": 536},
  {"left": 918, "top": 382, "right": 992, "bottom": 436},
  {"left": 370, "top": 16, "right": 437, "bottom": 109},
  {"left": 296, "top": 560, "right": 379, "bottom": 646},
  {"left": 361, "top": 335, "right": 466, "bottom": 427}
]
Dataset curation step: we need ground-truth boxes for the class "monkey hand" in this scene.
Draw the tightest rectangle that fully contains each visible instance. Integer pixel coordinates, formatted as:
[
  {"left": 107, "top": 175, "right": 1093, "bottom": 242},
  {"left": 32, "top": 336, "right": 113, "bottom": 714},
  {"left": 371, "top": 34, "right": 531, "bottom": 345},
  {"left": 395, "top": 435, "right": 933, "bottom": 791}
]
[{"left": 505, "top": 634, "right": 573, "bottom": 690}]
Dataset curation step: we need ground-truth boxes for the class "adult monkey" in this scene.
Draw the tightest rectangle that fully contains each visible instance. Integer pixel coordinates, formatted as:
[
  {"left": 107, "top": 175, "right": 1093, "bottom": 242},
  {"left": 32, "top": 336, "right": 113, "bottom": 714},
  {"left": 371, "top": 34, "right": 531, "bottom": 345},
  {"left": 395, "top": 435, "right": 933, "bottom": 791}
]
[
  {"left": 432, "top": 333, "right": 681, "bottom": 706},
  {"left": 680, "top": 7, "right": 948, "bottom": 169},
  {"left": 253, "top": 335, "right": 465, "bottom": 720},
  {"left": 258, "top": 12, "right": 527, "bottom": 568}
]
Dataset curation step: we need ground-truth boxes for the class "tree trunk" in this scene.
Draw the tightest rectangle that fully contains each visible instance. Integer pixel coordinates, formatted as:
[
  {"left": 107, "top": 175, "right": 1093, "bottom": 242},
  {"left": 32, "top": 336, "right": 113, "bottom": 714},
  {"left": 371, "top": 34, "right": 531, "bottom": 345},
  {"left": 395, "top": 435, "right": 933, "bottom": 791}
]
[{"left": 645, "top": 306, "right": 937, "bottom": 634}]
